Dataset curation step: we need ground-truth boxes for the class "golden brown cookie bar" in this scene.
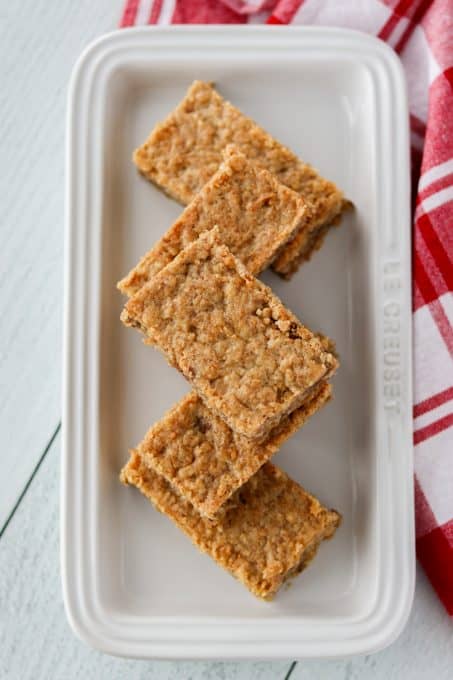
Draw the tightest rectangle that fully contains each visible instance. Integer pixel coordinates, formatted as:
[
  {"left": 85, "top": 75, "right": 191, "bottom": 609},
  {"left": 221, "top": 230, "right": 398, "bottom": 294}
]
[
  {"left": 133, "top": 80, "right": 349, "bottom": 278},
  {"left": 119, "top": 146, "right": 312, "bottom": 297},
  {"left": 135, "top": 382, "right": 331, "bottom": 519},
  {"left": 121, "top": 453, "right": 341, "bottom": 600},
  {"left": 121, "top": 228, "right": 338, "bottom": 439}
]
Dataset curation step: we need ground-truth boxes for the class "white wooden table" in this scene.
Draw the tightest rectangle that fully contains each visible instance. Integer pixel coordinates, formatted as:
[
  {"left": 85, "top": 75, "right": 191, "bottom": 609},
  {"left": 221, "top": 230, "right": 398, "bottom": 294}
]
[{"left": 1, "top": 1, "right": 452, "bottom": 677}]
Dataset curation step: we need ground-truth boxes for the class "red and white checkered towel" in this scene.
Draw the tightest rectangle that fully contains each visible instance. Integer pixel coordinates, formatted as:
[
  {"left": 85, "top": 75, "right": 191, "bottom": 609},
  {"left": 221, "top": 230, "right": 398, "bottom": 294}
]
[{"left": 120, "top": 0, "right": 453, "bottom": 615}]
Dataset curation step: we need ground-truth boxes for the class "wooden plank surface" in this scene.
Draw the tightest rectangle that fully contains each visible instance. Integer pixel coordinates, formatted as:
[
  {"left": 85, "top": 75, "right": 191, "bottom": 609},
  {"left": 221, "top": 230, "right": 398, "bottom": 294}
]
[
  {"left": 2, "top": 434, "right": 452, "bottom": 679},
  {"left": 0, "top": 433, "right": 292, "bottom": 680},
  {"left": 1, "top": 1, "right": 452, "bottom": 677},
  {"left": 0, "top": 0, "right": 118, "bottom": 529},
  {"left": 291, "top": 574, "right": 453, "bottom": 680}
]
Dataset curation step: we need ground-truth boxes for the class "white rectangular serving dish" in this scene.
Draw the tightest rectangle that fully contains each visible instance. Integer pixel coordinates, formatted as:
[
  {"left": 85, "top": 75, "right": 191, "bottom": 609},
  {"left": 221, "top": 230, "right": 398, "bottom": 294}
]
[{"left": 62, "top": 26, "right": 414, "bottom": 659}]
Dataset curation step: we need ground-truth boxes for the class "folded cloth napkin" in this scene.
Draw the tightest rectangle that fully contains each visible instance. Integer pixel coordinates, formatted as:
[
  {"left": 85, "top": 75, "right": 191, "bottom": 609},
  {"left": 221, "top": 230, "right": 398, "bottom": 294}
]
[{"left": 120, "top": 0, "right": 453, "bottom": 615}]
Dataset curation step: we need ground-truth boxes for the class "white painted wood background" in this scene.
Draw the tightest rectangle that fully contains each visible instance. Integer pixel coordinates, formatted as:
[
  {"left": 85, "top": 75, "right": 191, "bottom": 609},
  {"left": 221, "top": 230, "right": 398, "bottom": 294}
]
[{"left": 0, "top": 1, "right": 451, "bottom": 677}]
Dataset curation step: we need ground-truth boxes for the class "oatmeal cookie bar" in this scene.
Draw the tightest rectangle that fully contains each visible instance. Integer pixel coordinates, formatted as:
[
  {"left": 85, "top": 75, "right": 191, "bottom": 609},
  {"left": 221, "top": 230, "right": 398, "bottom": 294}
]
[
  {"left": 135, "top": 381, "right": 331, "bottom": 519},
  {"left": 121, "top": 453, "right": 341, "bottom": 600},
  {"left": 119, "top": 146, "right": 312, "bottom": 297},
  {"left": 121, "top": 228, "right": 338, "bottom": 439},
  {"left": 133, "top": 80, "right": 349, "bottom": 278}
]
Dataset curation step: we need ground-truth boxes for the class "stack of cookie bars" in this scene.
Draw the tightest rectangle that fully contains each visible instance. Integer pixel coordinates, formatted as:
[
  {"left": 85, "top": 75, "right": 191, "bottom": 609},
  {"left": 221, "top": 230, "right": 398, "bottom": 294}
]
[{"left": 119, "top": 81, "right": 349, "bottom": 601}]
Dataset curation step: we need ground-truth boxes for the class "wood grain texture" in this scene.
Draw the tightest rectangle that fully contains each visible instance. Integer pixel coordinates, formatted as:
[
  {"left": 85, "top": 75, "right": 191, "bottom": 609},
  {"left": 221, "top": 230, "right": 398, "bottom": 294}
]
[
  {"left": 2, "top": 435, "right": 452, "bottom": 678},
  {"left": 1, "top": 1, "right": 452, "bottom": 677},
  {"left": 0, "top": 0, "right": 118, "bottom": 528},
  {"left": 0, "top": 434, "right": 292, "bottom": 680},
  {"left": 291, "top": 573, "right": 453, "bottom": 680}
]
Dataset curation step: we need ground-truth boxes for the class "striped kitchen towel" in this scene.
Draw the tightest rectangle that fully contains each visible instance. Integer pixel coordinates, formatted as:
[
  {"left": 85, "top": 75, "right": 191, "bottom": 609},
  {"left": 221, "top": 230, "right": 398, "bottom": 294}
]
[{"left": 120, "top": 0, "right": 453, "bottom": 615}]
